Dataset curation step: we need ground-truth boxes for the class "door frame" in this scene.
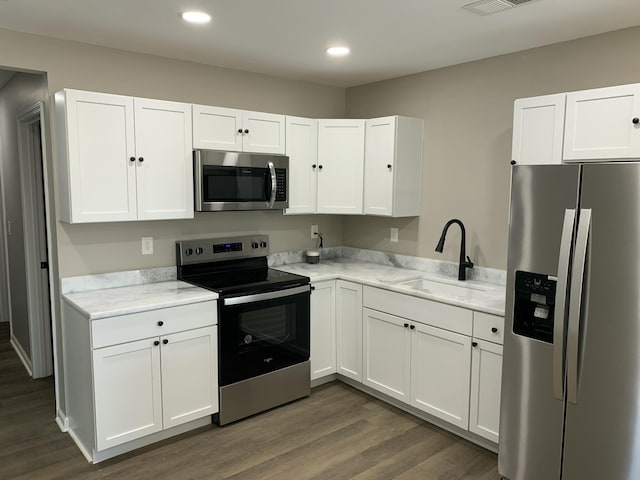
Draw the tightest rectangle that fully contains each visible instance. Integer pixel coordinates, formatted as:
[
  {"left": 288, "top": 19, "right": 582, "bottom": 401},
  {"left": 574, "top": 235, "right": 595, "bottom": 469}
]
[{"left": 16, "top": 101, "right": 53, "bottom": 378}]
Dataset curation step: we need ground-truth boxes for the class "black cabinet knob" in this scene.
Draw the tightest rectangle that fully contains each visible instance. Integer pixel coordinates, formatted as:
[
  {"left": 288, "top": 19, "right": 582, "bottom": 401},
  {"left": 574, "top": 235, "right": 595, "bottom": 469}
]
[
  {"left": 633, "top": 117, "right": 639, "bottom": 124},
  {"left": 510, "top": 160, "right": 516, "bottom": 165},
  {"left": 244, "top": 129, "right": 249, "bottom": 134},
  {"left": 153, "top": 340, "right": 160, "bottom": 346},
  {"left": 138, "top": 157, "right": 144, "bottom": 162},
  {"left": 312, "top": 164, "right": 317, "bottom": 169},
  {"left": 310, "top": 285, "right": 316, "bottom": 291},
  {"left": 163, "top": 339, "right": 169, "bottom": 345},
  {"left": 404, "top": 323, "right": 409, "bottom": 328},
  {"left": 157, "top": 321, "right": 164, "bottom": 326},
  {"left": 472, "top": 342, "right": 478, "bottom": 347},
  {"left": 238, "top": 128, "right": 243, "bottom": 133},
  {"left": 129, "top": 156, "right": 136, "bottom": 162},
  {"left": 410, "top": 325, "right": 415, "bottom": 330},
  {"left": 491, "top": 327, "right": 498, "bottom": 333},
  {"left": 387, "top": 164, "right": 392, "bottom": 169},
  {"left": 318, "top": 165, "right": 323, "bottom": 170}
]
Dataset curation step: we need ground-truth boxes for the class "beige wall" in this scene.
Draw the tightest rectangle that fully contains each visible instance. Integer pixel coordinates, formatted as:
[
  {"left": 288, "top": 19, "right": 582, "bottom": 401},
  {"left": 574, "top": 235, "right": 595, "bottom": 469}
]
[
  {"left": 345, "top": 26, "right": 640, "bottom": 269},
  {"left": 0, "top": 28, "right": 346, "bottom": 278}
]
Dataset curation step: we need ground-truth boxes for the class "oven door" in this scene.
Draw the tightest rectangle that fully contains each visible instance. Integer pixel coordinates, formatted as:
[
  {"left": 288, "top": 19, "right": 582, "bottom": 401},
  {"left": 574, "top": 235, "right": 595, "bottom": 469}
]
[
  {"left": 218, "top": 285, "right": 310, "bottom": 386},
  {"left": 194, "top": 150, "right": 288, "bottom": 211}
]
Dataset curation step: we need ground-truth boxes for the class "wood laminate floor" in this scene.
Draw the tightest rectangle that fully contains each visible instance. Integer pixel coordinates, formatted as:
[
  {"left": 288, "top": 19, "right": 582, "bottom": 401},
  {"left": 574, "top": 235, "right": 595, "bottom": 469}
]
[{"left": 0, "top": 322, "right": 499, "bottom": 479}]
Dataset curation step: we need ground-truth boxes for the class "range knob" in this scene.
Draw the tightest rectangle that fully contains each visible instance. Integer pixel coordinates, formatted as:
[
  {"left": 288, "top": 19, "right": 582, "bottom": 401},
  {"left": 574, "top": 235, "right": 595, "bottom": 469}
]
[
  {"left": 251, "top": 242, "right": 259, "bottom": 249},
  {"left": 195, "top": 247, "right": 204, "bottom": 255},
  {"left": 260, "top": 241, "right": 267, "bottom": 248},
  {"left": 185, "top": 248, "right": 194, "bottom": 256}
]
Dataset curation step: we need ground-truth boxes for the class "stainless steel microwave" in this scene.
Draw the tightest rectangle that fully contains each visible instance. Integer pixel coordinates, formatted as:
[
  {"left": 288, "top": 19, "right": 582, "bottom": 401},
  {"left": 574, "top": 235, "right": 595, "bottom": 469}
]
[{"left": 194, "top": 150, "right": 289, "bottom": 211}]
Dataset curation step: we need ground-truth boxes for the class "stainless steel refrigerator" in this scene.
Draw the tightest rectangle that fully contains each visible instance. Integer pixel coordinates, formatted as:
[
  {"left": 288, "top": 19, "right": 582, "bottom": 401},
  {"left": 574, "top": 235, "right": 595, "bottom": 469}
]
[{"left": 499, "top": 163, "right": 640, "bottom": 480}]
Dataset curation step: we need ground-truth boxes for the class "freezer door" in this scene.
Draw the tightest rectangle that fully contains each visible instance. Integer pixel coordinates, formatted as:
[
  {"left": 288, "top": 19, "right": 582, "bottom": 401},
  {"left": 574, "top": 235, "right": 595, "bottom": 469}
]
[
  {"left": 499, "top": 164, "right": 580, "bottom": 480},
  {"left": 562, "top": 163, "right": 640, "bottom": 480}
]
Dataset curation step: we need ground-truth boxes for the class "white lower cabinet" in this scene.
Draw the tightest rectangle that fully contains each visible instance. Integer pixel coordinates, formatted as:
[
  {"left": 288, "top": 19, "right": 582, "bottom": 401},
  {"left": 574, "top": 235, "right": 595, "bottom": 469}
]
[
  {"left": 335, "top": 280, "right": 363, "bottom": 381},
  {"left": 93, "top": 326, "right": 217, "bottom": 451},
  {"left": 469, "top": 339, "right": 503, "bottom": 443},
  {"left": 310, "top": 281, "right": 336, "bottom": 380},
  {"left": 411, "top": 323, "right": 471, "bottom": 429},
  {"left": 363, "top": 308, "right": 411, "bottom": 402}
]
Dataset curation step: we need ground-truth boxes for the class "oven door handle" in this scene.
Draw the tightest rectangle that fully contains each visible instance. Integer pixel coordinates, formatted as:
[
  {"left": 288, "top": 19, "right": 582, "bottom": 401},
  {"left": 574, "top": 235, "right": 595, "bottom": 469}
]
[
  {"left": 267, "top": 161, "right": 277, "bottom": 208},
  {"left": 223, "top": 285, "right": 310, "bottom": 306}
]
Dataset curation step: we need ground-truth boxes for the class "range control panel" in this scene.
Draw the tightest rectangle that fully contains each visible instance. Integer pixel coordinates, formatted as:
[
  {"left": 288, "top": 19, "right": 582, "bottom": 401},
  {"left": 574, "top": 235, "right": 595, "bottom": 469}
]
[{"left": 176, "top": 235, "right": 269, "bottom": 265}]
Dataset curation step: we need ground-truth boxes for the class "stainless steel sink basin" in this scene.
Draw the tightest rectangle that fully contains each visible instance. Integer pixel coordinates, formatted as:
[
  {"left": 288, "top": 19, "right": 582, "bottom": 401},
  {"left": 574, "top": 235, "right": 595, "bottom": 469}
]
[{"left": 397, "top": 277, "right": 489, "bottom": 295}]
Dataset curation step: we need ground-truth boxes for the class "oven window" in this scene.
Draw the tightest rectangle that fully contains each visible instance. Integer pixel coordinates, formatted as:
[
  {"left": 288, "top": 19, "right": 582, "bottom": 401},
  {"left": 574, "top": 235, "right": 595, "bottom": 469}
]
[
  {"left": 203, "top": 166, "right": 268, "bottom": 202},
  {"left": 238, "top": 305, "right": 291, "bottom": 345}
]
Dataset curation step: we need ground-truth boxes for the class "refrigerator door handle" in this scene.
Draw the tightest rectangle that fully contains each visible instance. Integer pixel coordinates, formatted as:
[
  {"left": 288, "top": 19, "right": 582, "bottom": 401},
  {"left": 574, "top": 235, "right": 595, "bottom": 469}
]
[
  {"left": 553, "top": 208, "right": 576, "bottom": 400},
  {"left": 567, "top": 208, "right": 591, "bottom": 404}
]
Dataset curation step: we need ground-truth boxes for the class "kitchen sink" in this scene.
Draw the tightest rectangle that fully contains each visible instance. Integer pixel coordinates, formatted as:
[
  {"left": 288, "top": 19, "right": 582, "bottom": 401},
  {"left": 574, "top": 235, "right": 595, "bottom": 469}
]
[{"left": 397, "top": 277, "right": 489, "bottom": 295}]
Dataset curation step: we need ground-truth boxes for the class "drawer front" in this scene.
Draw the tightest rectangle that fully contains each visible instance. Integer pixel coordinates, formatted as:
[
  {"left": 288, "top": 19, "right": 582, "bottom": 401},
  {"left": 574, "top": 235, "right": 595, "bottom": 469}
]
[
  {"left": 473, "top": 311, "right": 504, "bottom": 345},
  {"left": 363, "top": 286, "right": 472, "bottom": 336},
  {"left": 92, "top": 301, "right": 217, "bottom": 349}
]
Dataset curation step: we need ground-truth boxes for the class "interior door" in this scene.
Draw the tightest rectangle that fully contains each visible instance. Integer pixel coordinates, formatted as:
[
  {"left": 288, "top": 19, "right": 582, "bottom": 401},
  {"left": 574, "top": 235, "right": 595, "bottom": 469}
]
[
  {"left": 562, "top": 163, "right": 640, "bottom": 480},
  {"left": 499, "top": 164, "right": 581, "bottom": 480}
]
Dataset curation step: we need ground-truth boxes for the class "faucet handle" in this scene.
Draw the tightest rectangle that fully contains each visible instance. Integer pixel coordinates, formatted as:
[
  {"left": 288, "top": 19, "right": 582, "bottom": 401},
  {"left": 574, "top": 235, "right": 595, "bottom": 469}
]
[{"left": 466, "top": 256, "right": 474, "bottom": 268}]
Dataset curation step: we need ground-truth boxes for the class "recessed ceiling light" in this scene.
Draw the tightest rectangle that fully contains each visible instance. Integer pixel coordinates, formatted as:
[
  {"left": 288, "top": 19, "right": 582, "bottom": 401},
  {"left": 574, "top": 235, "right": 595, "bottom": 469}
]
[
  {"left": 326, "top": 46, "right": 350, "bottom": 57},
  {"left": 182, "top": 11, "right": 211, "bottom": 24}
]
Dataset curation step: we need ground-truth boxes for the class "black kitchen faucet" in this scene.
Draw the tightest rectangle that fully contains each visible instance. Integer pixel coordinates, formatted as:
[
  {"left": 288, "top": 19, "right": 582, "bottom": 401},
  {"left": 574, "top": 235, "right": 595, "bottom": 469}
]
[{"left": 435, "top": 219, "right": 474, "bottom": 281}]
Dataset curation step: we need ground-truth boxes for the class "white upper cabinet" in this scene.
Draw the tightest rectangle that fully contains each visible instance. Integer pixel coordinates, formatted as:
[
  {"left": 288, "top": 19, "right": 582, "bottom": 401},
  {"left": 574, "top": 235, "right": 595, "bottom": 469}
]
[
  {"left": 193, "top": 105, "right": 285, "bottom": 154},
  {"left": 55, "top": 89, "right": 193, "bottom": 223},
  {"left": 317, "top": 119, "right": 366, "bottom": 214},
  {"left": 284, "top": 116, "right": 318, "bottom": 215},
  {"left": 563, "top": 84, "right": 640, "bottom": 161},
  {"left": 364, "top": 116, "right": 423, "bottom": 217},
  {"left": 512, "top": 94, "right": 566, "bottom": 165}
]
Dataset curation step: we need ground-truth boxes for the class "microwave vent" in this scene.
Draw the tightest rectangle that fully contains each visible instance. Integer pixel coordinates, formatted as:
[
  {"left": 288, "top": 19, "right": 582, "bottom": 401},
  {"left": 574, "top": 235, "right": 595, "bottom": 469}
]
[{"left": 463, "top": 0, "right": 535, "bottom": 15}]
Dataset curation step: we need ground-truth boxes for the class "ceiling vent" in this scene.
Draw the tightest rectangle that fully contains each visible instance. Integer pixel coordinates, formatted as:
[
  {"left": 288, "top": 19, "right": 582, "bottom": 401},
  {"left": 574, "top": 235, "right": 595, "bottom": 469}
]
[{"left": 463, "top": 0, "right": 534, "bottom": 16}]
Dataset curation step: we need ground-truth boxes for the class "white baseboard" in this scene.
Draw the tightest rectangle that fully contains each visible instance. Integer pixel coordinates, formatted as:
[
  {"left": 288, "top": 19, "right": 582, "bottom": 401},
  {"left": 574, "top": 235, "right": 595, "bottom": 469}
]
[
  {"left": 10, "top": 334, "right": 33, "bottom": 377},
  {"left": 56, "top": 408, "right": 69, "bottom": 432},
  {"left": 67, "top": 427, "right": 93, "bottom": 463}
]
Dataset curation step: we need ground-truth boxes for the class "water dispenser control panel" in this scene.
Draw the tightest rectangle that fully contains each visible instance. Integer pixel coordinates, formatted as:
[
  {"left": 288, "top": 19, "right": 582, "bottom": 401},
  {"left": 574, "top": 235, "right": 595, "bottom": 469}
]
[{"left": 513, "top": 271, "right": 557, "bottom": 343}]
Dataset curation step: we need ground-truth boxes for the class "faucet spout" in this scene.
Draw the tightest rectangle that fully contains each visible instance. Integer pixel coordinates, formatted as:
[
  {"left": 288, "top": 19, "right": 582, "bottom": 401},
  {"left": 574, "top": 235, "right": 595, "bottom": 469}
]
[{"left": 434, "top": 219, "right": 474, "bottom": 281}]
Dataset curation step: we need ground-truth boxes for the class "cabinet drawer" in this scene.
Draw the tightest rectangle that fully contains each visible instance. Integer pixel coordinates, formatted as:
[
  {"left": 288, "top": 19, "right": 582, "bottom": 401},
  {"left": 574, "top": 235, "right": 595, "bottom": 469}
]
[
  {"left": 92, "top": 301, "right": 217, "bottom": 349},
  {"left": 363, "top": 286, "right": 472, "bottom": 336},
  {"left": 473, "top": 312, "right": 504, "bottom": 345}
]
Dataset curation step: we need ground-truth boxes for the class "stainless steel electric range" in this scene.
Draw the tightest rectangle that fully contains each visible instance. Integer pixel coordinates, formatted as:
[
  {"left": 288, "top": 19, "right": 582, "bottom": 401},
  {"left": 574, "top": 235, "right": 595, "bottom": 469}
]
[{"left": 176, "top": 234, "right": 311, "bottom": 426}]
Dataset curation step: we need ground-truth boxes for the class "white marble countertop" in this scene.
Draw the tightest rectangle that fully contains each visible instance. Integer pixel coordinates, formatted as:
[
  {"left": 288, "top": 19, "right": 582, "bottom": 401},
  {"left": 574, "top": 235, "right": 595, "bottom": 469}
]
[
  {"left": 275, "top": 259, "right": 506, "bottom": 316},
  {"left": 63, "top": 280, "right": 218, "bottom": 320}
]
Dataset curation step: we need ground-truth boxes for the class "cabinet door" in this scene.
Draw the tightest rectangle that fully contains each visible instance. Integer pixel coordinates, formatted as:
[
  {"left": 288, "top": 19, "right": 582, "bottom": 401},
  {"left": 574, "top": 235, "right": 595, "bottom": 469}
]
[
  {"left": 336, "top": 280, "right": 363, "bottom": 382},
  {"left": 284, "top": 116, "right": 318, "bottom": 214},
  {"left": 469, "top": 339, "right": 503, "bottom": 443},
  {"left": 64, "top": 90, "right": 137, "bottom": 222},
  {"left": 411, "top": 323, "right": 471, "bottom": 429},
  {"left": 192, "top": 104, "right": 243, "bottom": 151},
  {"left": 93, "top": 338, "right": 162, "bottom": 451},
  {"left": 512, "top": 94, "right": 566, "bottom": 165},
  {"left": 310, "top": 281, "right": 336, "bottom": 380},
  {"left": 242, "top": 110, "right": 285, "bottom": 154},
  {"left": 363, "top": 308, "right": 411, "bottom": 402},
  {"left": 564, "top": 84, "right": 640, "bottom": 161},
  {"left": 134, "top": 99, "right": 194, "bottom": 220},
  {"left": 364, "top": 116, "right": 396, "bottom": 216},
  {"left": 317, "top": 119, "right": 365, "bottom": 214},
  {"left": 160, "top": 327, "right": 218, "bottom": 429}
]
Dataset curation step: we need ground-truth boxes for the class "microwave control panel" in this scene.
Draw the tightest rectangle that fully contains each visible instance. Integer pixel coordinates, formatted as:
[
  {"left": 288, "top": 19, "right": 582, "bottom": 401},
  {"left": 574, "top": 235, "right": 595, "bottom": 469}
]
[{"left": 275, "top": 169, "right": 287, "bottom": 201}]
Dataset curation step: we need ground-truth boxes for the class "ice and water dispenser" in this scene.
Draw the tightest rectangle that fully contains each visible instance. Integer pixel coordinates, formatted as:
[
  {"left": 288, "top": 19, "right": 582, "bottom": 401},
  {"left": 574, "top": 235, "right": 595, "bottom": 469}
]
[{"left": 513, "top": 271, "right": 557, "bottom": 343}]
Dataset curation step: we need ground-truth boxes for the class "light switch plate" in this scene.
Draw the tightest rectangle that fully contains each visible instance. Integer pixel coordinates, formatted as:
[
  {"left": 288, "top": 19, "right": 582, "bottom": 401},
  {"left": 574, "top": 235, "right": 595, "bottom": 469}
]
[
  {"left": 390, "top": 228, "right": 399, "bottom": 243},
  {"left": 141, "top": 237, "right": 154, "bottom": 255}
]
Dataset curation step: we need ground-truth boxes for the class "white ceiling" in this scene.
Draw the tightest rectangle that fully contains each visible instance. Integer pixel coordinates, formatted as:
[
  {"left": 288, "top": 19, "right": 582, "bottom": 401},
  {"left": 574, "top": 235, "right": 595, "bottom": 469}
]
[{"left": 0, "top": 0, "right": 639, "bottom": 87}]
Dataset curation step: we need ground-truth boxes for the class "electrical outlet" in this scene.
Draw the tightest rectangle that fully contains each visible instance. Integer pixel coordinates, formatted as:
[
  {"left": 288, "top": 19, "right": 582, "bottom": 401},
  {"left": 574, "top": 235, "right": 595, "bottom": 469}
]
[
  {"left": 390, "top": 228, "right": 399, "bottom": 243},
  {"left": 141, "top": 237, "right": 154, "bottom": 255},
  {"left": 311, "top": 224, "right": 319, "bottom": 238}
]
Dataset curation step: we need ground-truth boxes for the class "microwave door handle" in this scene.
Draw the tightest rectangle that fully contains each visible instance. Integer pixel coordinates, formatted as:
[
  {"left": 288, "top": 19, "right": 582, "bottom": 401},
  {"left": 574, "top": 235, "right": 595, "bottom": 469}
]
[{"left": 267, "top": 161, "right": 277, "bottom": 208}]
